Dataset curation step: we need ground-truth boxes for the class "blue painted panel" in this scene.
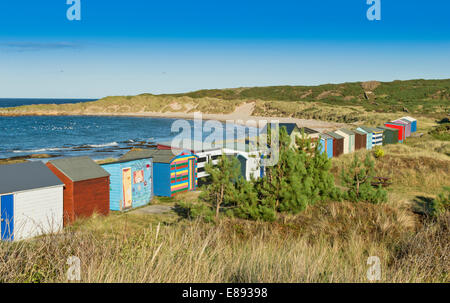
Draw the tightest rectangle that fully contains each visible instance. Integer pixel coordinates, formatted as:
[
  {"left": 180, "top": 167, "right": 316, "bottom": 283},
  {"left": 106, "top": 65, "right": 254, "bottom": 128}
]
[
  {"left": 326, "top": 138, "right": 333, "bottom": 159},
  {"left": 101, "top": 158, "right": 153, "bottom": 211},
  {"left": 319, "top": 138, "right": 333, "bottom": 159},
  {"left": 412, "top": 121, "right": 417, "bottom": 132},
  {"left": 153, "top": 163, "right": 171, "bottom": 197},
  {"left": 1, "top": 194, "right": 14, "bottom": 241}
]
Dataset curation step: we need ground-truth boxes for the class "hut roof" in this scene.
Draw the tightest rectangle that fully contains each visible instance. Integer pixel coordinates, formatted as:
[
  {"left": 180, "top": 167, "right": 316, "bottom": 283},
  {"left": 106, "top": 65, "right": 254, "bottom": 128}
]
[
  {"left": 298, "top": 127, "right": 320, "bottom": 135},
  {"left": 319, "top": 133, "right": 334, "bottom": 140},
  {"left": 157, "top": 140, "right": 222, "bottom": 153},
  {"left": 0, "top": 161, "right": 63, "bottom": 195},
  {"left": 352, "top": 129, "right": 367, "bottom": 136},
  {"left": 48, "top": 156, "right": 110, "bottom": 182},
  {"left": 325, "top": 132, "right": 344, "bottom": 140},
  {"left": 360, "top": 126, "right": 383, "bottom": 133},
  {"left": 400, "top": 116, "right": 417, "bottom": 122},
  {"left": 120, "top": 149, "right": 182, "bottom": 164},
  {"left": 338, "top": 129, "right": 356, "bottom": 136},
  {"left": 377, "top": 126, "right": 399, "bottom": 133},
  {"left": 279, "top": 123, "right": 299, "bottom": 135}
]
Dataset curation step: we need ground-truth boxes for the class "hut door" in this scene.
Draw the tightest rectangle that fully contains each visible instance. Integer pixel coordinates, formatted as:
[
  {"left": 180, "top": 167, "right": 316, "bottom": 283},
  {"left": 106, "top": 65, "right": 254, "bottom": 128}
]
[
  {"left": 188, "top": 159, "right": 195, "bottom": 190},
  {"left": 122, "top": 168, "right": 133, "bottom": 209},
  {"left": 1, "top": 194, "right": 14, "bottom": 241}
]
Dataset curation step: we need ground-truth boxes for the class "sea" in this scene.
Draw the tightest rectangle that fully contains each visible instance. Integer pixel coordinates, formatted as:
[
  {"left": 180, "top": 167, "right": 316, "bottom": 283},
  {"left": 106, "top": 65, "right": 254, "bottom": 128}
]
[{"left": 0, "top": 98, "right": 254, "bottom": 161}]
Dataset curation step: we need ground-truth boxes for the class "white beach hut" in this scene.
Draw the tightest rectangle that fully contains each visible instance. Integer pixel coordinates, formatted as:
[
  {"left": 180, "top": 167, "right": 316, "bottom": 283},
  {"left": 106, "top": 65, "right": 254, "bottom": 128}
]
[{"left": 0, "top": 161, "right": 64, "bottom": 241}]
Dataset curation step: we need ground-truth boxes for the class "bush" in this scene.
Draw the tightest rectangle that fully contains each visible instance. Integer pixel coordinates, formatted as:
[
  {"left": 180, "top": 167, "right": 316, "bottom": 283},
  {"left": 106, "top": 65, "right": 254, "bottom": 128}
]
[
  {"left": 429, "top": 123, "right": 450, "bottom": 141},
  {"left": 373, "top": 146, "right": 385, "bottom": 158},
  {"left": 427, "top": 186, "right": 450, "bottom": 217},
  {"left": 341, "top": 155, "right": 387, "bottom": 204}
]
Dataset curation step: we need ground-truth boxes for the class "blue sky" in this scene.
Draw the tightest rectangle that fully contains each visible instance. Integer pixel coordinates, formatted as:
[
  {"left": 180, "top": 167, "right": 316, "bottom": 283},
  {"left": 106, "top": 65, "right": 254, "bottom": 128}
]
[{"left": 0, "top": 0, "right": 449, "bottom": 98}]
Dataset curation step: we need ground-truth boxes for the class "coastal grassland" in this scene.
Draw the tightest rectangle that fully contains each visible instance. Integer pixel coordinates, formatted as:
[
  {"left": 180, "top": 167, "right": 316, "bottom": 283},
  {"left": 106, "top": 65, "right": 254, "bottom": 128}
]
[
  {"left": 166, "top": 79, "right": 450, "bottom": 114},
  {"left": 0, "top": 196, "right": 447, "bottom": 283}
]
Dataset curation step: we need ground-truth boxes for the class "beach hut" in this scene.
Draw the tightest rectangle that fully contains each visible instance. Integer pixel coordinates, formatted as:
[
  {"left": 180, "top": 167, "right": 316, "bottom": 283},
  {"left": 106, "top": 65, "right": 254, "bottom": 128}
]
[
  {"left": 377, "top": 126, "right": 399, "bottom": 145},
  {"left": 400, "top": 118, "right": 413, "bottom": 137},
  {"left": 121, "top": 149, "right": 197, "bottom": 197},
  {"left": 157, "top": 140, "right": 222, "bottom": 180},
  {"left": 384, "top": 122, "right": 406, "bottom": 143},
  {"left": 400, "top": 116, "right": 417, "bottom": 133},
  {"left": 234, "top": 151, "right": 265, "bottom": 180},
  {"left": 393, "top": 119, "right": 411, "bottom": 138},
  {"left": 319, "top": 133, "right": 334, "bottom": 159},
  {"left": 269, "top": 123, "right": 320, "bottom": 148},
  {"left": 360, "top": 126, "right": 383, "bottom": 147},
  {"left": 353, "top": 130, "right": 367, "bottom": 150},
  {"left": 101, "top": 154, "right": 153, "bottom": 211},
  {"left": 326, "top": 132, "right": 344, "bottom": 157},
  {"left": 335, "top": 129, "right": 354, "bottom": 154},
  {"left": 356, "top": 127, "right": 373, "bottom": 150},
  {"left": 0, "top": 161, "right": 64, "bottom": 241},
  {"left": 46, "top": 157, "right": 110, "bottom": 226}
]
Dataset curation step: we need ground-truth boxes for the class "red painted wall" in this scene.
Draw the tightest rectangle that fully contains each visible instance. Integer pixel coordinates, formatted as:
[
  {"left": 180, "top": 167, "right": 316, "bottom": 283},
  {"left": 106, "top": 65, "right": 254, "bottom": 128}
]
[
  {"left": 384, "top": 123, "right": 405, "bottom": 142},
  {"left": 46, "top": 162, "right": 109, "bottom": 226}
]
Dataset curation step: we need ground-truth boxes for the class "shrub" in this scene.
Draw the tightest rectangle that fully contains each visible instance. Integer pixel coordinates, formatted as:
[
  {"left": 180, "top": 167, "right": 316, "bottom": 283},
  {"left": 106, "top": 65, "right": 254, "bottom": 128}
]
[
  {"left": 373, "top": 146, "right": 385, "bottom": 158},
  {"left": 341, "top": 154, "right": 387, "bottom": 204},
  {"left": 427, "top": 186, "right": 450, "bottom": 217},
  {"left": 200, "top": 155, "right": 241, "bottom": 219}
]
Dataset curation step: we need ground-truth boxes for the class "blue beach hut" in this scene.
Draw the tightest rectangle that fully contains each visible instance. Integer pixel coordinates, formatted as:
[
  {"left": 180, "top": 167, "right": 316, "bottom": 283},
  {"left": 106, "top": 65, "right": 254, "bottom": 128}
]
[
  {"left": 120, "top": 149, "right": 198, "bottom": 197},
  {"left": 401, "top": 116, "right": 417, "bottom": 133},
  {"left": 319, "top": 134, "right": 334, "bottom": 159},
  {"left": 101, "top": 156, "right": 153, "bottom": 211}
]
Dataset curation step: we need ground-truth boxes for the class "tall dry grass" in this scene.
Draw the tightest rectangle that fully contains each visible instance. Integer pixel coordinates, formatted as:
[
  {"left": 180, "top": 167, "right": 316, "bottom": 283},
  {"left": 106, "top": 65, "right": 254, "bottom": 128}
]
[{"left": 0, "top": 202, "right": 447, "bottom": 283}]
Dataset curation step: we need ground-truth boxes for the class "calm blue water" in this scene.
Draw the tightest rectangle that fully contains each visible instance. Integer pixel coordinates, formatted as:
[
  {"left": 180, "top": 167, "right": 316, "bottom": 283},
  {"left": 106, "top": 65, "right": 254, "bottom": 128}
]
[
  {"left": 0, "top": 99, "right": 254, "bottom": 160},
  {"left": 0, "top": 98, "right": 96, "bottom": 108}
]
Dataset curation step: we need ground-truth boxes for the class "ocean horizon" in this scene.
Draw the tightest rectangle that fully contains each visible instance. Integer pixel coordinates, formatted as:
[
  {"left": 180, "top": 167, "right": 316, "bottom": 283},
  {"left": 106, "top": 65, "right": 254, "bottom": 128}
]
[{"left": 0, "top": 98, "right": 97, "bottom": 108}]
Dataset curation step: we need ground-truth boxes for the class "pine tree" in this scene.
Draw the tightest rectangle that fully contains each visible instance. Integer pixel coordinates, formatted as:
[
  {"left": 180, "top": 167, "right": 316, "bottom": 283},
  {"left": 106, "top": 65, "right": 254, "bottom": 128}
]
[
  {"left": 341, "top": 154, "right": 387, "bottom": 204},
  {"left": 200, "top": 154, "right": 241, "bottom": 219}
]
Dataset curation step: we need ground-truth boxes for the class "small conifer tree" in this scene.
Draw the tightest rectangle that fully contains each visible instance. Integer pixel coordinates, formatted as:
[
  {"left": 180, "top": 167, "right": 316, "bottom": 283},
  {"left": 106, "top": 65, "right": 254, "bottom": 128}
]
[
  {"left": 341, "top": 154, "right": 387, "bottom": 204},
  {"left": 200, "top": 154, "right": 240, "bottom": 219}
]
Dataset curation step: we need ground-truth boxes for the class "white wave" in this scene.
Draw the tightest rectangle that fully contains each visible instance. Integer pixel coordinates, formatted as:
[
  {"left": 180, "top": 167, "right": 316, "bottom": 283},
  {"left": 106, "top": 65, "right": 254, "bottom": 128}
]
[
  {"left": 87, "top": 142, "right": 119, "bottom": 148},
  {"left": 13, "top": 147, "right": 62, "bottom": 153}
]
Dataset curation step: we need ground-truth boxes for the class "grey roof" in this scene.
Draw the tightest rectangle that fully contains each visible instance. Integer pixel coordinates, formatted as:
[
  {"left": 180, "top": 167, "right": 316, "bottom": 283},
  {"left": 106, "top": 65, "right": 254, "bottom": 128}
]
[
  {"left": 360, "top": 126, "right": 383, "bottom": 133},
  {"left": 298, "top": 127, "right": 320, "bottom": 135},
  {"left": 352, "top": 129, "right": 367, "bottom": 136},
  {"left": 377, "top": 126, "right": 399, "bottom": 133},
  {"left": 325, "top": 131, "right": 344, "bottom": 140},
  {"left": 48, "top": 156, "right": 110, "bottom": 182},
  {"left": 338, "top": 128, "right": 356, "bottom": 136},
  {"left": 400, "top": 118, "right": 412, "bottom": 124},
  {"left": 319, "top": 133, "right": 333, "bottom": 140},
  {"left": 157, "top": 140, "right": 221, "bottom": 153},
  {"left": 0, "top": 161, "right": 63, "bottom": 195},
  {"left": 119, "top": 149, "right": 180, "bottom": 164}
]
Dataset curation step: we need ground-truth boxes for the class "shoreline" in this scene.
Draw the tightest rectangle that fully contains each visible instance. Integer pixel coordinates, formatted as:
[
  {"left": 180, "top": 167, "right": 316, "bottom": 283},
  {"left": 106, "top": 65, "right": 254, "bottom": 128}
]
[{"left": 0, "top": 103, "right": 346, "bottom": 131}]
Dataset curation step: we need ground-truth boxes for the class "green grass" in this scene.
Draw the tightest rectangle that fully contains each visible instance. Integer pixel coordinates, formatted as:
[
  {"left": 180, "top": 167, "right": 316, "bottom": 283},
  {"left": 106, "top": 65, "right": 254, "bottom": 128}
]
[{"left": 164, "top": 79, "right": 450, "bottom": 114}]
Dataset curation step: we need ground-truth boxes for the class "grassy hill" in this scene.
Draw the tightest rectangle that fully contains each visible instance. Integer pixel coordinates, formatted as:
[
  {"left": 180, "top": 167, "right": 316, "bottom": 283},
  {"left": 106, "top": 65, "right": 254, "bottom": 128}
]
[
  {"left": 1, "top": 79, "right": 448, "bottom": 126},
  {"left": 164, "top": 79, "right": 450, "bottom": 114}
]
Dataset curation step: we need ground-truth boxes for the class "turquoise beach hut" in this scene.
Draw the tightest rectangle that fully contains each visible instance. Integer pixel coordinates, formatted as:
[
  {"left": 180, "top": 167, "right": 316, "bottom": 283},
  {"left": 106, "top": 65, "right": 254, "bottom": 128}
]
[{"left": 101, "top": 156, "right": 153, "bottom": 211}]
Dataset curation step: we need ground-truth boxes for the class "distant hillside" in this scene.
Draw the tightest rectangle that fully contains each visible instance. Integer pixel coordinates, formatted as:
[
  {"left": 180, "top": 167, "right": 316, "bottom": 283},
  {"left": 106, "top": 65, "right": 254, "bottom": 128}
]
[
  {"left": 1, "top": 79, "right": 448, "bottom": 125},
  {"left": 163, "top": 79, "right": 450, "bottom": 114}
]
